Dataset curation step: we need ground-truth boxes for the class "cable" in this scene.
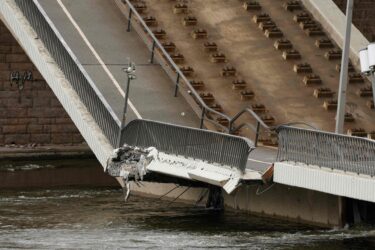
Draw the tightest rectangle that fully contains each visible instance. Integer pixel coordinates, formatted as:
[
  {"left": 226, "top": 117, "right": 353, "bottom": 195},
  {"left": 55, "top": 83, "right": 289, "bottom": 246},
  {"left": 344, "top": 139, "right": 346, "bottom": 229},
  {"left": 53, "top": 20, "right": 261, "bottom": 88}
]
[
  {"left": 194, "top": 189, "right": 208, "bottom": 207},
  {"left": 168, "top": 186, "right": 191, "bottom": 207},
  {"left": 157, "top": 184, "right": 180, "bottom": 200},
  {"left": 256, "top": 183, "right": 275, "bottom": 196}
]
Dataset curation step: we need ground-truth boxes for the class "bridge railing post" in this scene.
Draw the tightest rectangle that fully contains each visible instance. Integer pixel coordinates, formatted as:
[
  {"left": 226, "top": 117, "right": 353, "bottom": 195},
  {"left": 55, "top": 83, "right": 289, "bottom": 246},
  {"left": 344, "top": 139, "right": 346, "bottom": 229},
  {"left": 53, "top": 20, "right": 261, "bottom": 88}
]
[
  {"left": 200, "top": 108, "right": 205, "bottom": 129},
  {"left": 228, "top": 120, "right": 234, "bottom": 135},
  {"left": 174, "top": 73, "right": 180, "bottom": 97},
  {"left": 127, "top": 9, "right": 133, "bottom": 32},
  {"left": 150, "top": 40, "right": 156, "bottom": 64},
  {"left": 254, "top": 121, "right": 260, "bottom": 147}
]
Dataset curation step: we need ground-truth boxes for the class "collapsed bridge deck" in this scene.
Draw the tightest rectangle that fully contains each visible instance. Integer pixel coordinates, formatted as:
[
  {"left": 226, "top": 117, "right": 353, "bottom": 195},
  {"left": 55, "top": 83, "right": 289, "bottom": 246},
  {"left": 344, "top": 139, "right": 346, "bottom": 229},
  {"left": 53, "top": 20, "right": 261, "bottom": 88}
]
[{"left": 106, "top": 119, "right": 266, "bottom": 195}]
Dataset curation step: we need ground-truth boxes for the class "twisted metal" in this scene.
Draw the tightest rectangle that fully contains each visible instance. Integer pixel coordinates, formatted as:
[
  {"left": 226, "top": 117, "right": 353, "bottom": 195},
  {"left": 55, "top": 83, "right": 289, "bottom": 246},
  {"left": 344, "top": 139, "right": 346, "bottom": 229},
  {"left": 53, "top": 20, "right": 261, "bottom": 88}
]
[
  {"left": 15, "top": 0, "right": 121, "bottom": 146},
  {"left": 121, "top": 119, "right": 253, "bottom": 171},
  {"left": 277, "top": 126, "right": 375, "bottom": 176}
]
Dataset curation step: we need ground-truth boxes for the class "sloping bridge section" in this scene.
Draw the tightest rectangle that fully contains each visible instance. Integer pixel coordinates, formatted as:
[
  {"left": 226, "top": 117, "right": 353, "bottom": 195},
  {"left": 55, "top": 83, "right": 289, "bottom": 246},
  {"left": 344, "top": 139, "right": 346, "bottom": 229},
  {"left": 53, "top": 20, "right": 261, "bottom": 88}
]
[
  {"left": 0, "top": 0, "right": 261, "bottom": 192},
  {"left": 274, "top": 126, "right": 375, "bottom": 203},
  {"left": 108, "top": 119, "right": 262, "bottom": 194},
  {"left": 121, "top": 119, "right": 251, "bottom": 170}
]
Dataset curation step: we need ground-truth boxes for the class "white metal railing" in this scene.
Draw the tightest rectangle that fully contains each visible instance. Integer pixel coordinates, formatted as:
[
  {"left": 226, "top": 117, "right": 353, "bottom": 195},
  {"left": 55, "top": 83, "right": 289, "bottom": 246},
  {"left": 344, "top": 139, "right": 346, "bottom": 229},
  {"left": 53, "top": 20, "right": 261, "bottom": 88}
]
[{"left": 277, "top": 125, "right": 375, "bottom": 176}]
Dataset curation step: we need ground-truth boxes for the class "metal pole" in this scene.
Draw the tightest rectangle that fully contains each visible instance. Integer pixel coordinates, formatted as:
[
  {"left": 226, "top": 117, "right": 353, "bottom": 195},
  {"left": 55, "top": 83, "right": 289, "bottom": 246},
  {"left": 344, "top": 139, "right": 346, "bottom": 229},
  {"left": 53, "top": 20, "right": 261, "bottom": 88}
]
[
  {"left": 200, "top": 108, "right": 205, "bottom": 129},
  {"left": 123, "top": 76, "right": 131, "bottom": 124},
  {"left": 372, "top": 73, "right": 375, "bottom": 108},
  {"left": 127, "top": 9, "right": 133, "bottom": 32},
  {"left": 150, "top": 40, "right": 156, "bottom": 64},
  {"left": 117, "top": 76, "right": 131, "bottom": 147},
  {"left": 335, "top": 0, "right": 353, "bottom": 134},
  {"left": 254, "top": 121, "right": 260, "bottom": 147},
  {"left": 228, "top": 121, "right": 233, "bottom": 134},
  {"left": 174, "top": 73, "right": 180, "bottom": 97}
]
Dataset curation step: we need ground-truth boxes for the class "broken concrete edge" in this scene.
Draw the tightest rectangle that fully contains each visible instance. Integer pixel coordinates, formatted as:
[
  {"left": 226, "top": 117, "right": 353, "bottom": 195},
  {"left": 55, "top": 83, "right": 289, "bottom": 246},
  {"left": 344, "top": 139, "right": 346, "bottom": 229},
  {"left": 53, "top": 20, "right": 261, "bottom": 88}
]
[
  {"left": 0, "top": 144, "right": 94, "bottom": 161},
  {"left": 302, "top": 0, "right": 369, "bottom": 71},
  {"left": 107, "top": 144, "right": 264, "bottom": 201}
]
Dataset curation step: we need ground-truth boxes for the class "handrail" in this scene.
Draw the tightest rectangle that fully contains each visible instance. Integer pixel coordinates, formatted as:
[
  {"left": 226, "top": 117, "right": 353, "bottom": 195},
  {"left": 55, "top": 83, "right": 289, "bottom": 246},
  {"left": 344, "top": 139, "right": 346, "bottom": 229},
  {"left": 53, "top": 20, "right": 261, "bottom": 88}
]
[
  {"left": 122, "top": 0, "right": 271, "bottom": 145},
  {"left": 230, "top": 122, "right": 257, "bottom": 133},
  {"left": 124, "top": 0, "right": 230, "bottom": 121},
  {"left": 229, "top": 107, "right": 269, "bottom": 132},
  {"left": 121, "top": 119, "right": 253, "bottom": 171},
  {"left": 203, "top": 116, "right": 230, "bottom": 132},
  {"left": 15, "top": 0, "right": 122, "bottom": 147},
  {"left": 276, "top": 125, "right": 375, "bottom": 176},
  {"left": 229, "top": 108, "right": 270, "bottom": 146},
  {"left": 33, "top": 0, "right": 121, "bottom": 127}
]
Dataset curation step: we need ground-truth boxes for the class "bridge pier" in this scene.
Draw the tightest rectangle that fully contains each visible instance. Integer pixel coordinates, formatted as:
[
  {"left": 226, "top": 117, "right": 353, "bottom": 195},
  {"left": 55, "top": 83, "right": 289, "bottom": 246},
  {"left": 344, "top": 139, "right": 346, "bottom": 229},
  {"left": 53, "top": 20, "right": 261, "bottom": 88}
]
[
  {"left": 224, "top": 184, "right": 342, "bottom": 227},
  {"left": 127, "top": 181, "right": 343, "bottom": 228}
]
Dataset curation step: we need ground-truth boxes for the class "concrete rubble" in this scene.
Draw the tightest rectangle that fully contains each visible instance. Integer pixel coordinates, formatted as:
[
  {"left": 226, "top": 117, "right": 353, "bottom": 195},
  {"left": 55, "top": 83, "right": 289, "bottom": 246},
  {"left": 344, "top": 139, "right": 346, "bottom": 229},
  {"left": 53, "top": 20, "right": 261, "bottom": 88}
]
[
  {"left": 106, "top": 143, "right": 264, "bottom": 202},
  {"left": 106, "top": 144, "right": 158, "bottom": 201},
  {"left": 106, "top": 144, "right": 157, "bottom": 181}
]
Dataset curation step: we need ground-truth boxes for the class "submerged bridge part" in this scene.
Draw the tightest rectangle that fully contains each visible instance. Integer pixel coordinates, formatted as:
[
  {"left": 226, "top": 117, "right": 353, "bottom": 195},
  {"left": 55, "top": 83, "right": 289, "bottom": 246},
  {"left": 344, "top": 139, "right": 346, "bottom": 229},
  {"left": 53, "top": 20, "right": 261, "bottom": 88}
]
[
  {"left": 107, "top": 120, "right": 263, "bottom": 195},
  {"left": 106, "top": 145, "right": 153, "bottom": 182}
]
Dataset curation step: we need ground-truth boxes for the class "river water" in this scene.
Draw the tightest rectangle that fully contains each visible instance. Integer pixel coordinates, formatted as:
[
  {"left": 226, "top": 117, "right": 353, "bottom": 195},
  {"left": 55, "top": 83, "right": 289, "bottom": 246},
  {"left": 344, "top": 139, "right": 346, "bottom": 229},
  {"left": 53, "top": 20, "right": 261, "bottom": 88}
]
[{"left": 1, "top": 189, "right": 375, "bottom": 249}]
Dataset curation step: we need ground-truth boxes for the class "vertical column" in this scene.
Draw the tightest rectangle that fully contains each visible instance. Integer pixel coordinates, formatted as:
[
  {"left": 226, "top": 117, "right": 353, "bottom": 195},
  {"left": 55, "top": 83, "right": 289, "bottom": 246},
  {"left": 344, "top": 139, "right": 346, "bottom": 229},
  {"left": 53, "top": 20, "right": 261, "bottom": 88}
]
[
  {"left": 335, "top": 0, "right": 354, "bottom": 134},
  {"left": 127, "top": 9, "right": 133, "bottom": 32}
]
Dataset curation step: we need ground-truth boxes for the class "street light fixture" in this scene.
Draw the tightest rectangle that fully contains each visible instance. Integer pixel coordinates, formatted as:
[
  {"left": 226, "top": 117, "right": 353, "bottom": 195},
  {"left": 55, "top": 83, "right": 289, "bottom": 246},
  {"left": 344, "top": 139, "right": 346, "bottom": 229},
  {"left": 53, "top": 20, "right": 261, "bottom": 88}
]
[
  {"left": 359, "top": 48, "right": 370, "bottom": 74},
  {"left": 359, "top": 43, "right": 375, "bottom": 111},
  {"left": 117, "top": 61, "right": 136, "bottom": 147},
  {"left": 368, "top": 43, "right": 375, "bottom": 69}
]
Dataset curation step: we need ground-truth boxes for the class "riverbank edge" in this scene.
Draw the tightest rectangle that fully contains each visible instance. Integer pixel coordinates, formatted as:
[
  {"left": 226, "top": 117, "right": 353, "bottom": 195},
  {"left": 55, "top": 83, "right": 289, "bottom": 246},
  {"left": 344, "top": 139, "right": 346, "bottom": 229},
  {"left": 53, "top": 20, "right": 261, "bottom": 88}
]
[{"left": 0, "top": 144, "right": 95, "bottom": 161}]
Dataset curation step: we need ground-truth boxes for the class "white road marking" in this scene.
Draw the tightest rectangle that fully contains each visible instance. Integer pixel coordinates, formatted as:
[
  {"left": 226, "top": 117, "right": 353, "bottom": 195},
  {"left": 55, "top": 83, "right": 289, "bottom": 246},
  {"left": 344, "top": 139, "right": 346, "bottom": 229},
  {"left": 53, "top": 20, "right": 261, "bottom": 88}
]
[
  {"left": 248, "top": 158, "right": 272, "bottom": 165},
  {"left": 56, "top": 0, "right": 142, "bottom": 119}
]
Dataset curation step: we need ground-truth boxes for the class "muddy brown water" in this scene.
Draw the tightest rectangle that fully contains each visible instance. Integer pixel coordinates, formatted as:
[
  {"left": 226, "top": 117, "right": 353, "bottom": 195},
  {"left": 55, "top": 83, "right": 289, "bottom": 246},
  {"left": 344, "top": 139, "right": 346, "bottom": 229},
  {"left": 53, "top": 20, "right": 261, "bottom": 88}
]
[
  {"left": 0, "top": 160, "right": 375, "bottom": 249},
  {"left": 1, "top": 187, "right": 375, "bottom": 249}
]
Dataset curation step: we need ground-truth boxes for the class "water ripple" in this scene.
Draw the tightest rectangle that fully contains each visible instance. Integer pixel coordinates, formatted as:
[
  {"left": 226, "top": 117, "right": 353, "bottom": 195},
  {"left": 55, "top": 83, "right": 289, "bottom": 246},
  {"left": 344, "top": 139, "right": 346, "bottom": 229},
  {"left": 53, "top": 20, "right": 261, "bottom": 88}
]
[{"left": 0, "top": 189, "right": 374, "bottom": 249}]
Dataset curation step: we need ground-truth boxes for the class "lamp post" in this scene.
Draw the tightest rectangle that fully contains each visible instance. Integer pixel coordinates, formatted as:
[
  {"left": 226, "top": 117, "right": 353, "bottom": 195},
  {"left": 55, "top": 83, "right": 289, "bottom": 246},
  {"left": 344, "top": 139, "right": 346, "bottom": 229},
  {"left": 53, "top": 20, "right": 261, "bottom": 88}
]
[
  {"left": 335, "top": 0, "right": 354, "bottom": 134},
  {"left": 359, "top": 43, "right": 375, "bottom": 108},
  {"left": 117, "top": 62, "right": 136, "bottom": 148}
]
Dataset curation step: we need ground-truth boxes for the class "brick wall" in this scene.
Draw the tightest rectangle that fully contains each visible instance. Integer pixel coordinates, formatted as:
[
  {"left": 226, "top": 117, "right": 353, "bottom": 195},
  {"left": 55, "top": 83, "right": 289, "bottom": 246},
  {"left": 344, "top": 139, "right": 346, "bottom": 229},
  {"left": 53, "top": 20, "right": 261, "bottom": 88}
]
[
  {"left": 333, "top": 0, "right": 375, "bottom": 42},
  {"left": 0, "top": 20, "right": 84, "bottom": 145}
]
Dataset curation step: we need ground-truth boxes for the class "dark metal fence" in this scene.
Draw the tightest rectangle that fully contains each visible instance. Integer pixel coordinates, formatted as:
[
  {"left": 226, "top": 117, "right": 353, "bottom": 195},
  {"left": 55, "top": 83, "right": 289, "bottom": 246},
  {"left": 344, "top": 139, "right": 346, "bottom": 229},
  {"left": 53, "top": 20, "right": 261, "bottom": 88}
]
[
  {"left": 121, "top": 119, "right": 253, "bottom": 171},
  {"left": 277, "top": 126, "right": 375, "bottom": 176},
  {"left": 15, "top": 0, "right": 121, "bottom": 146}
]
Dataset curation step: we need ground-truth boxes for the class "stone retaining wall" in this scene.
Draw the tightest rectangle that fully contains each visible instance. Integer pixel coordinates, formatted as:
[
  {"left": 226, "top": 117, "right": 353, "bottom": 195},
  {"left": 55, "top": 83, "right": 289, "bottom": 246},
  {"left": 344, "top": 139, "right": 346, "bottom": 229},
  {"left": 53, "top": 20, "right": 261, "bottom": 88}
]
[{"left": 0, "top": 20, "right": 84, "bottom": 145}]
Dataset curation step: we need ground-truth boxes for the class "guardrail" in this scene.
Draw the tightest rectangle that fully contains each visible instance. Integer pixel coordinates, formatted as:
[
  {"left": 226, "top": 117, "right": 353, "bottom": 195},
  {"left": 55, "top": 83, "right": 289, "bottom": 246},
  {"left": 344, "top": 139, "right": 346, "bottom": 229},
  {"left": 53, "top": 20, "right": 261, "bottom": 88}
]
[
  {"left": 15, "top": 0, "right": 121, "bottom": 147},
  {"left": 276, "top": 126, "right": 375, "bottom": 176},
  {"left": 120, "top": 0, "right": 271, "bottom": 145},
  {"left": 229, "top": 107, "right": 270, "bottom": 146},
  {"left": 121, "top": 119, "right": 253, "bottom": 171}
]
